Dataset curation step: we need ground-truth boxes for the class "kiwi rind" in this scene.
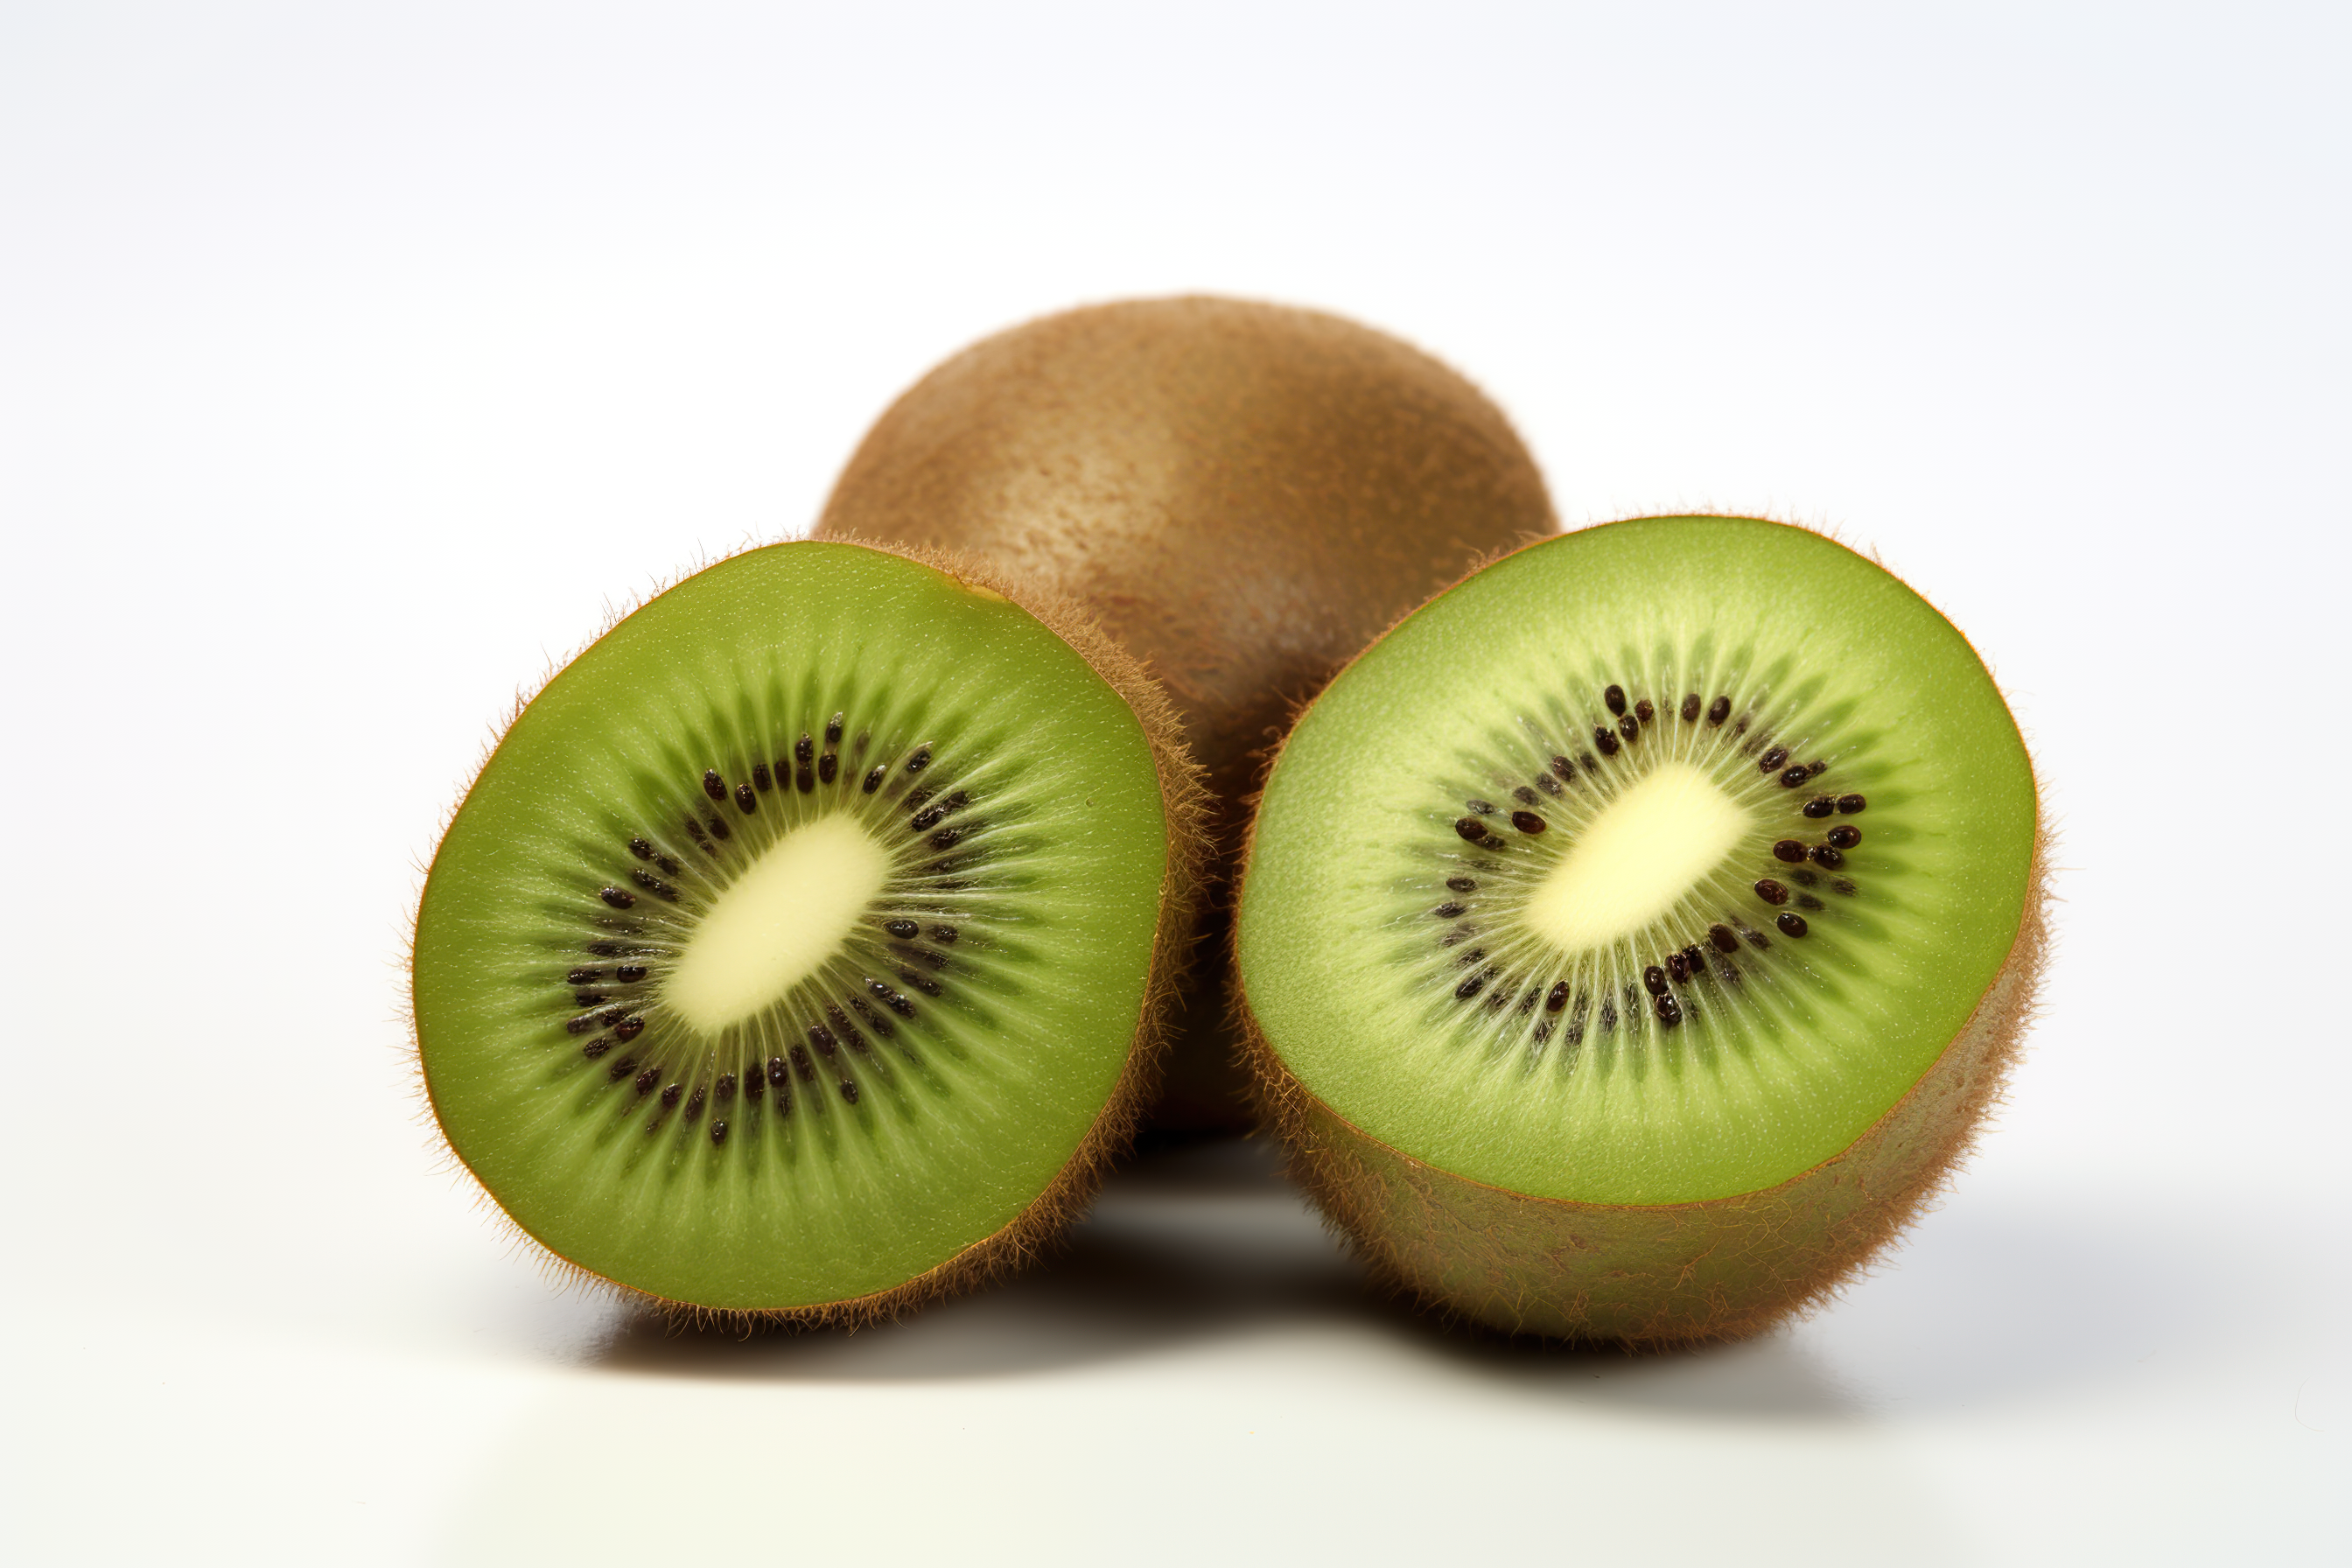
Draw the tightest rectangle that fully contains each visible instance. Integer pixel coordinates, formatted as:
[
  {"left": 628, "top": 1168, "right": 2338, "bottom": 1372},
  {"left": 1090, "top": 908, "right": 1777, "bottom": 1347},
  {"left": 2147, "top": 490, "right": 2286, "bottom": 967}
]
[
  {"left": 813, "top": 297, "right": 1558, "bottom": 1128},
  {"left": 410, "top": 536, "right": 1208, "bottom": 1330},
  {"left": 1230, "top": 514, "right": 2049, "bottom": 1345}
]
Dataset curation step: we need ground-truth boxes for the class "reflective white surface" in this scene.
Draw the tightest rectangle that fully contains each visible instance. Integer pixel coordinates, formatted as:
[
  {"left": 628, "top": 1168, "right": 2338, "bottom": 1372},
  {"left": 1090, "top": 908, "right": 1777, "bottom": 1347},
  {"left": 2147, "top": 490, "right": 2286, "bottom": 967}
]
[{"left": 2, "top": 5, "right": 2344, "bottom": 1563}]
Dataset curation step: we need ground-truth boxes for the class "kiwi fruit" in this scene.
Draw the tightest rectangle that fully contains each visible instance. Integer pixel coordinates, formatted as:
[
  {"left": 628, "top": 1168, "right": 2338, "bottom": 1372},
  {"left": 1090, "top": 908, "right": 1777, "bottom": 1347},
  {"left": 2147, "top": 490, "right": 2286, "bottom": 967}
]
[
  {"left": 814, "top": 297, "right": 1558, "bottom": 1126},
  {"left": 1235, "top": 515, "right": 2047, "bottom": 1345},
  {"left": 410, "top": 539, "right": 1204, "bottom": 1322}
]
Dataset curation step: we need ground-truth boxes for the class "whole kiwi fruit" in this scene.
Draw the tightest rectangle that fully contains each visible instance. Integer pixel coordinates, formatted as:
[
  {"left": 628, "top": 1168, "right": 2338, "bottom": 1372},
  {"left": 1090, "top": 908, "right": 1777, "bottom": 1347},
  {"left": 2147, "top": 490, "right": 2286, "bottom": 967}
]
[
  {"left": 816, "top": 297, "right": 1558, "bottom": 1126},
  {"left": 411, "top": 538, "right": 1205, "bottom": 1323},
  {"left": 1235, "top": 515, "right": 2048, "bottom": 1345}
]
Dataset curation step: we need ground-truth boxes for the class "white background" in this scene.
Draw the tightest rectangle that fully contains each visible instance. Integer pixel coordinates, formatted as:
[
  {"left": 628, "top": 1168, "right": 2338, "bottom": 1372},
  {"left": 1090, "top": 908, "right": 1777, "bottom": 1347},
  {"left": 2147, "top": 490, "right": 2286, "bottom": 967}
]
[{"left": 3, "top": 4, "right": 2345, "bottom": 1563}]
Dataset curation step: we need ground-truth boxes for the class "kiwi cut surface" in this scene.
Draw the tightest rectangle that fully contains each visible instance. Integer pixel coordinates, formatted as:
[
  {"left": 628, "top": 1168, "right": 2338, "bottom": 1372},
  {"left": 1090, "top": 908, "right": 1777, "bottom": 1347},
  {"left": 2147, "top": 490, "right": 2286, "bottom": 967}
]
[
  {"left": 815, "top": 297, "right": 1557, "bottom": 1127},
  {"left": 412, "top": 540, "right": 1202, "bottom": 1320},
  {"left": 1236, "top": 515, "right": 2045, "bottom": 1343}
]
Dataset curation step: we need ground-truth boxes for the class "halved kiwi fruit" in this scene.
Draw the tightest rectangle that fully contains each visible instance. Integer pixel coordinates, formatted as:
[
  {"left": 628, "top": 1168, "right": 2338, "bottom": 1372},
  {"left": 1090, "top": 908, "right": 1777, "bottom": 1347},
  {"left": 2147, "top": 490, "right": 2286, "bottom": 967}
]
[
  {"left": 411, "top": 540, "right": 1204, "bottom": 1322},
  {"left": 815, "top": 297, "right": 1557, "bottom": 1126},
  {"left": 1236, "top": 515, "right": 2046, "bottom": 1345}
]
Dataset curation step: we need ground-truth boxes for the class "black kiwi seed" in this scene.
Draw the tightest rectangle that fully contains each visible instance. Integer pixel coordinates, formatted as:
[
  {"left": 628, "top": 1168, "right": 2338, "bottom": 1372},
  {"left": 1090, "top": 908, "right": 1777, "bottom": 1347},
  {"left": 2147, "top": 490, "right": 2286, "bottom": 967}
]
[
  {"left": 1634, "top": 698, "right": 1655, "bottom": 724},
  {"left": 1605, "top": 684, "right": 1627, "bottom": 716},
  {"left": 1827, "top": 824, "right": 1861, "bottom": 848},
  {"left": 1682, "top": 944, "right": 1705, "bottom": 976},
  {"left": 1810, "top": 844, "right": 1845, "bottom": 868},
  {"left": 598, "top": 886, "right": 635, "bottom": 909},
  {"left": 1455, "top": 972, "right": 1488, "bottom": 1000},
  {"left": 1593, "top": 727, "right": 1620, "bottom": 756},
  {"left": 1643, "top": 965, "right": 1668, "bottom": 997},
  {"left": 1754, "top": 878, "right": 1790, "bottom": 906},
  {"left": 1510, "top": 810, "right": 1547, "bottom": 834},
  {"left": 736, "top": 782, "right": 758, "bottom": 813},
  {"left": 1433, "top": 902, "right": 1466, "bottom": 919},
  {"left": 1777, "top": 912, "right": 1810, "bottom": 937},
  {"left": 928, "top": 825, "right": 963, "bottom": 850},
  {"left": 1666, "top": 952, "right": 1690, "bottom": 984},
  {"left": 1772, "top": 840, "right": 1807, "bottom": 864},
  {"left": 716, "top": 1073, "right": 737, "bottom": 1100},
  {"left": 1550, "top": 754, "right": 1576, "bottom": 781},
  {"left": 826, "top": 712, "right": 844, "bottom": 745},
  {"left": 1832, "top": 877, "right": 1858, "bottom": 896},
  {"left": 862, "top": 765, "right": 886, "bottom": 794},
  {"left": 1600, "top": 999, "right": 1618, "bottom": 1032},
  {"left": 1780, "top": 767, "right": 1810, "bottom": 788},
  {"left": 630, "top": 870, "right": 677, "bottom": 900},
  {"left": 1446, "top": 876, "right": 1477, "bottom": 892},
  {"left": 1440, "top": 926, "right": 1474, "bottom": 949},
  {"left": 634, "top": 1068, "right": 659, "bottom": 1095},
  {"left": 744, "top": 1068, "right": 763, "bottom": 1099},
  {"left": 1454, "top": 817, "right": 1487, "bottom": 843},
  {"left": 906, "top": 744, "right": 934, "bottom": 774},
  {"left": 1710, "top": 923, "right": 1740, "bottom": 954},
  {"left": 1618, "top": 715, "right": 1639, "bottom": 741},
  {"left": 608, "top": 1056, "right": 637, "bottom": 1082},
  {"left": 752, "top": 760, "right": 773, "bottom": 792},
  {"left": 1759, "top": 746, "right": 1789, "bottom": 774},
  {"left": 1838, "top": 793, "right": 1867, "bottom": 814},
  {"left": 710, "top": 1121, "right": 728, "bottom": 1146},
  {"left": 1796, "top": 892, "right": 1824, "bottom": 910},
  {"left": 582, "top": 1038, "right": 612, "bottom": 1059},
  {"left": 1654, "top": 992, "right": 1683, "bottom": 1028},
  {"left": 808, "top": 1023, "right": 838, "bottom": 1056},
  {"left": 1466, "top": 798, "right": 1496, "bottom": 816},
  {"left": 819, "top": 752, "right": 838, "bottom": 783},
  {"left": 1803, "top": 796, "right": 1836, "bottom": 818},
  {"left": 930, "top": 924, "right": 958, "bottom": 944},
  {"left": 1681, "top": 694, "right": 1701, "bottom": 722},
  {"left": 789, "top": 1046, "right": 816, "bottom": 1082},
  {"left": 627, "top": 838, "right": 654, "bottom": 861},
  {"left": 906, "top": 784, "right": 936, "bottom": 813},
  {"left": 705, "top": 815, "right": 731, "bottom": 841},
  {"left": 703, "top": 770, "right": 726, "bottom": 802},
  {"left": 613, "top": 1017, "right": 644, "bottom": 1040},
  {"left": 660, "top": 1083, "right": 682, "bottom": 1109},
  {"left": 795, "top": 734, "right": 815, "bottom": 765},
  {"left": 839, "top": 1080, "right": 860, "bottom": 1105},
  {"left": 1545, "top": 981, "right": 1570, "bottom": 1012},
  {"left": 767, "top": 1055, "right": 788, "bottom": 1086},
  {"left": 886, "top": 917, "right": 920, "bottom": 939},
  {"left": 685, "top": 1086, "right": 705, "bottom": 1120},
  {"left": 1791, "top": 867, "right": 1818, "bottom": 886},
  {"left": 1535, "top": 773, "right": 1563, "bottom": 796},
  {"left": 1513, "top": 786, "right": 1539, "bottom": 806},
  {"left": 866, "top": 977, "right": 916, "bottom": 1017},
  {"left": 616, "top": 963, "right": 647, "bottom": 983},
  {"left": 1808, "top": 760, "right": 1829, "bottom": 777},
  {"left": 1708, "top": 696, "right": 1731, "bottom": 725},
  {"left": 567, "top": 967, "right": 601, "bottom": 984},
  {"left": 1742, "top": 928, "right": 1771, "bottom": 949},
  {"left": 574, "top": 989, "right": 607, "bottom": 1006},
  {"left": 1451, "top": 941, "right": 1483, "bottom": 962}
]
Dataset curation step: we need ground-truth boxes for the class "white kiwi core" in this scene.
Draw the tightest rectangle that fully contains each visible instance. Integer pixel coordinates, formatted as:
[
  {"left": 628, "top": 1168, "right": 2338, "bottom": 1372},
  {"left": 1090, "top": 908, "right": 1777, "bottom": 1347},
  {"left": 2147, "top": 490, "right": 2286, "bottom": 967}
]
[
  {"left": 1520, "top": 760, "right": 1751, "bottom": 954},
  {"left": 663, "top": 813, "right": 891, "bottom": 1034}
]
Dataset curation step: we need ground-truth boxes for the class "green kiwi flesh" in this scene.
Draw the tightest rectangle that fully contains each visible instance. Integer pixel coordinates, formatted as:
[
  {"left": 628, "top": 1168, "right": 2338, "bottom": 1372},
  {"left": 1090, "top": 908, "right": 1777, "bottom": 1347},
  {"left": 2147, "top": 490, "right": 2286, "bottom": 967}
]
[
  {"left": 815, "top": 297, "right": 1557, "bottom": 1127},
  {"left": 1236, "top": 516, "right": 2045, "bottom": 1342},
  {"left": 413, "top": 540, "right": 1200, "bottom": 1319}
]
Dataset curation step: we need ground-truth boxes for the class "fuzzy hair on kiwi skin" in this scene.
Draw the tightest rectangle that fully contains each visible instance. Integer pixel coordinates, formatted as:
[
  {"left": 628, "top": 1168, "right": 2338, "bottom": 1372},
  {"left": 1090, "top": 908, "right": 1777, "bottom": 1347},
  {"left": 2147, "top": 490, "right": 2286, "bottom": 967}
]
[
  {"left": 1228, "top": 514, "right": 2053, "bottom": 1348},
  {"left": 406, "top": 535, "right": 1209, "bottom": 1333}
]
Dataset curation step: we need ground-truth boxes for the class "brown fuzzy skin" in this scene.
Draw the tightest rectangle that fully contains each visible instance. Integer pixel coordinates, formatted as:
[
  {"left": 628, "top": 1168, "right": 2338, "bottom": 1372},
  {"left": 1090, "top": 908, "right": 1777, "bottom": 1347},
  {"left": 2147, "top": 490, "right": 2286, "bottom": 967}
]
[
  {"left": 1229, "top": 517, "right": 2051, "bottom": 1347},
  {"left": 410, "top": 536, "right": 1208, "bottom": 1332},
  {"left": 814, "top": 297, "right": 1558, "bottom": 1126}
]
